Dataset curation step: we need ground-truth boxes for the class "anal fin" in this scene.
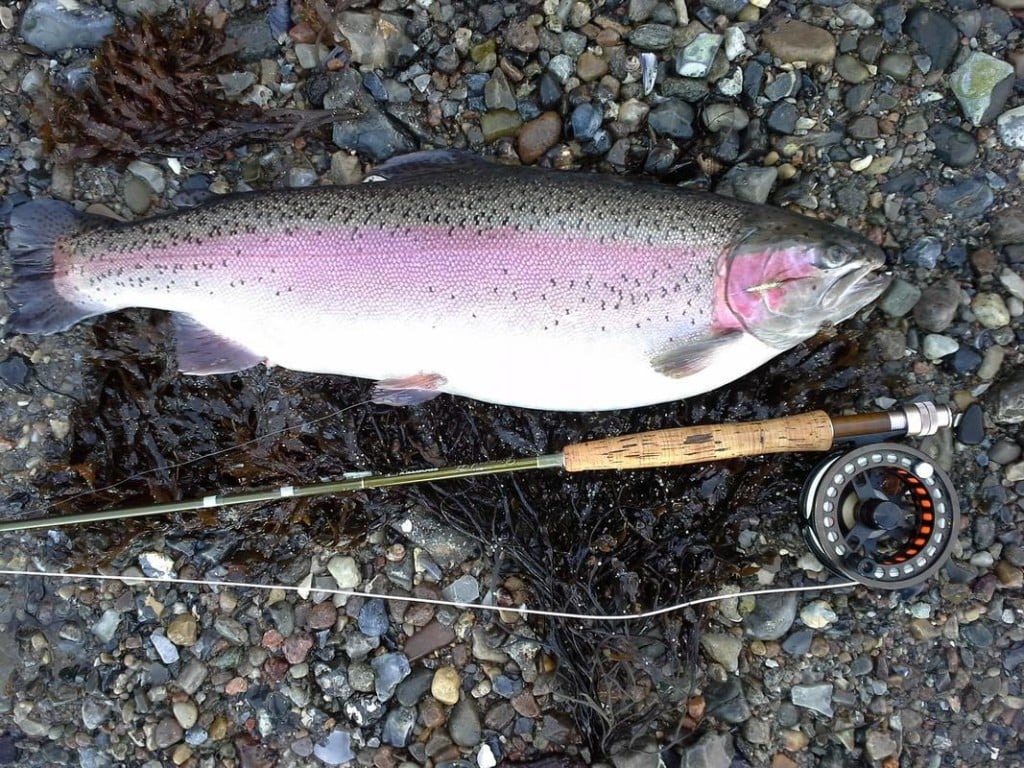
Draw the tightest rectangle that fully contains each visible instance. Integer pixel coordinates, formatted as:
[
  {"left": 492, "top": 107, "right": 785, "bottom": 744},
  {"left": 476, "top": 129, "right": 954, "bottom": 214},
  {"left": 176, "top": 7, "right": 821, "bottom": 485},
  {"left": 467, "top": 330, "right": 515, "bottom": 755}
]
[
  {"left": 371, "top": 373, "right": 448, "bottom": 406},
  {"left": 651, "top": 331, "right": 744, "bottom": 379},
  {"left": 172, "top": 314, "right": 263, "bottom": 375}
]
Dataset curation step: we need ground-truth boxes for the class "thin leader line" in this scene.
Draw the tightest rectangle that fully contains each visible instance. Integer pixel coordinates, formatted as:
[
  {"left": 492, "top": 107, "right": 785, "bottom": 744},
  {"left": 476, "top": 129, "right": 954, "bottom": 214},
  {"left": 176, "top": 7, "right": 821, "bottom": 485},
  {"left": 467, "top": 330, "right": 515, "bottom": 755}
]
[{"left": 0, "top": 568, "right": 859, "bottom": 622}]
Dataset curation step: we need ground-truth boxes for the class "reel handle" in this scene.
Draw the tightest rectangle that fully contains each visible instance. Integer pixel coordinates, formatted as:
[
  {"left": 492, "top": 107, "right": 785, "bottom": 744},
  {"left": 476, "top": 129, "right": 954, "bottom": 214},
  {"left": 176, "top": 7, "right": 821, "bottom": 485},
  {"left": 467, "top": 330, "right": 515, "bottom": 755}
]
[{"left": 563, "top": 411, "right": 835, "bottom": 472}]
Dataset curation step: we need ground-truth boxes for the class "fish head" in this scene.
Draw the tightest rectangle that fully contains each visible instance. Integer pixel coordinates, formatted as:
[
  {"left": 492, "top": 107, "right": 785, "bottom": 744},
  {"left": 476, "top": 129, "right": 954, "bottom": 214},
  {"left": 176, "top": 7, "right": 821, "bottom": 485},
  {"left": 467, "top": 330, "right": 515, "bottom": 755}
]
[{"left": 721, "top": 217, "right": 891, "bottom": 348}]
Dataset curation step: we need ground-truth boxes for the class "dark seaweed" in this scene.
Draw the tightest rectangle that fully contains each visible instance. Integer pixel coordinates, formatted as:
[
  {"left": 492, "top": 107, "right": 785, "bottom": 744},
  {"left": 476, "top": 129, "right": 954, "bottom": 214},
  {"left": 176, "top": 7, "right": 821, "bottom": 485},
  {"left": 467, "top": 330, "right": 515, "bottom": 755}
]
[{"left": 21, "top": 309, "right": 880, "bottom": 754}]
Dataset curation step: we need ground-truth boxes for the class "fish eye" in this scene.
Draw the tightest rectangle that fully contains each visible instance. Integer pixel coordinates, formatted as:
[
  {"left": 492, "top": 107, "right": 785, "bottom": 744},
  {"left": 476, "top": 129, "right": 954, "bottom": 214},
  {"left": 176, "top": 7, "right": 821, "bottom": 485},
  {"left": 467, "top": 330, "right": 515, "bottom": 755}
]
[{"left": 821, "top": 244, "right": 851, "bottom": 268}]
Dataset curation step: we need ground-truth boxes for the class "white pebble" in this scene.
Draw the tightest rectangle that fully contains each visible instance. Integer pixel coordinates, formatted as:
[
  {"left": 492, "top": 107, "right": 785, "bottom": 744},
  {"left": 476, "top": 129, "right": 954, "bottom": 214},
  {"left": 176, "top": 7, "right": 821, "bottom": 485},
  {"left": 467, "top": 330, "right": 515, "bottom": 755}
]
[
  {"left": 850, "top": 155, "right": 874, "bottom": 172},
  {"left": 477, "top": 744, "right": 498, "bottom": 768},
  {"left": 800, "top": 600, "right": 838, "bottom": 629}
]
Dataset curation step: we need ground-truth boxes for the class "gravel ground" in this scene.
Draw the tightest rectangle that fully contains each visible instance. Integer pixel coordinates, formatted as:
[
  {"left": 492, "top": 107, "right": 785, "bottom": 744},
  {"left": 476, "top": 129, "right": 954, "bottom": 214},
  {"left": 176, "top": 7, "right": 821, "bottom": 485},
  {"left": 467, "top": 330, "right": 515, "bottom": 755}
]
[{"left": 1, "top": 1, "right": 1023, "bottom": 767}]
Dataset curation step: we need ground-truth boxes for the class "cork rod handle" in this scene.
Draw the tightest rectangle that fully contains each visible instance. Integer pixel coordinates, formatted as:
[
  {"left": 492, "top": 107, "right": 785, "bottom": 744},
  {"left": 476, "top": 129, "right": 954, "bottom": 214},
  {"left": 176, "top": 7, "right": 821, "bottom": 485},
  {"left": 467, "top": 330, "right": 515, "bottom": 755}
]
[{"left": 562, "top": 411, "right": 836, "bottom": 472}]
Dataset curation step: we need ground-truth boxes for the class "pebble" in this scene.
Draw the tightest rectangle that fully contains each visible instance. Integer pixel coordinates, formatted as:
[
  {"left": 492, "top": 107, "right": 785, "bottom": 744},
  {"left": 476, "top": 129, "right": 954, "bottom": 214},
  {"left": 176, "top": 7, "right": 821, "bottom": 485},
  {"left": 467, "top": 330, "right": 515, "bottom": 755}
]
[
  {"left": 176, "top": 660, "right": 208, "bottom": 695},
  {"left": 677, "top": 732, "right": 734, "bottom": 768},
  {"left": 935, "top": 179, "right": 994, "bottom": 218},
  {"left": 791, "top": 683, "right": 834, "bottom": 718},
  {"left": 382, "top": 707, "right": 416, "bottom": 748},
  {"left": 151, "top": 633, "right": 180, "bottom": 665},
  {"left": 971, "top": 293, "right": 1010, "bottom": 329},
  {"left": 765, "top": 72, "right": 799, "bottom": 102},
  {"left": 431, "top": 666, "right": 461, "bottom": 706},
  {"left": 762, "top": 20, "right": 836, "bottom": 65},
  {"left": 167, "top": 614, "right": 198, "bottom": 647},
  {"left": 675, "top": 33, "right": 722, "bottom": 78},
  {"left": 629, "top": 24, "right": 673, "bottom": 50},
  {"left": 331, "top": 105, "right": 415, "bottom": 161},
  {"left": 704, "top": 104, "right": 749, "bottom": 133},
  {"left": 81, "top": 699, "right": 111, "bottom": 731},
  {"left": 336, "top": 11, "right": 411, "bottom": 69},
  {"left": 991, "top": 374, "right": 1024, "bottom": 423},
  {"left": 880, "top": 279, "right": 922, "bottom": 317},
  {"left": 283, "top": 633, "right": 313, "bottom": 664},
  {"left": 904, "top": 7, "right": 960, "bottom": 72},
  {"left": 997, "top": 105, "right": 1024, "bottom": 150},
  {"left": 313, "top": 729, "right": 354, "bottom": 766},
  {"left": 20, "top": 0, "right": 114, "bottom": 53},
  {"left": 358, "top": 598, "right": 389, "bottom": 636},
  {"left": 507, "top": 20, "right": 539, "bottom": 53},
  {"left": 153, "top": 717, "right": 184, "bottom": 749},
  {"left": 372, "top": 653, "right": 411, "bottom": 701},
  {"left": 699, "top": 633, "right": 743, "bottom": 673},
  {"left": 879, "top": 52, "right": 913, "bottom": 80},
  {"left": 865, "top": 730, "right": 898, "bottom": 761},
  {"left": 480, "top": 109, "right": 523, "bottom": 142},
  {"left": 928, "top": 124, "right": 978, "bottom": 168},
  {"left": 213, "top": 616, "right": 248, "bottom": 646},
  {"left": 172, "top": 701, "right": 198, "bottom": 730},
  {"left": 719, "top": 166, "right": 777, "bottom": 205},
  {"left": 484, "top": 70, "right": 516, "bottom": 112},
  {"left": 704, "top": 676, "right": 750, "bottom": 724},
  {"left": 570, "top": 103, "right": 603, "bottom": 141},
  {"left": 441, "top": 575, "right": 480, "bottom": 604},
  {"left": 914, "top": 279, "right": 961, "bottom": 332},
  {"left": 767, "top": 102, "right": 799, "bottom": 135},
  {"left": 647, "top": 100, "right": 695, "bottom": 140},
  {"left": 327, "top": 556, "right": 361, "bottom": 590},
  {"left": 950, "top": 52, "right": 1015, "bottom": 126},
  {"left": 449, "top": 698, "right": 482, "bottom": 747},
  {"left": 743, "top": 592, "right": 797, "bottom": 640},
  {"left": 92, "top": 610, "right": 121, "bottom": 644},
  {"left": 834, "top": 54, "right": 871, "bottom": 84},
  {"left": 923, "top": 334, "right": 959, "bottom": 359},
  {"left": 800, "top": 601, "right": 838, "bottom": 629},
  {"left": 520, "top": 111, "right": 561, "bottom": 163},
  {"left": 577, "top": 52, "right": 608, "bottom": 82}
]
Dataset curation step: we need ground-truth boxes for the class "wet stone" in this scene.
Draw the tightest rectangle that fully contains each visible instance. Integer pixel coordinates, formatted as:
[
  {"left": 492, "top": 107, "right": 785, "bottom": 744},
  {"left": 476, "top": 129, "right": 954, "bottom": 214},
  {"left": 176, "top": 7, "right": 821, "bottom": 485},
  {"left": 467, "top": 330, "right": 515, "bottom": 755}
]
[
  {"left": 743, "top": 592, "right": 797, "bottom": 640},
  {"left": 431, "top": 666, "right": 461, "bottom": 706},
  {"left": 167, "top": 615, "right": 198, "bottom": 647},
  {"left": 449, "top": 698, "right": 482, "bottom": 747},
  {"left": 962, "top": 622, "right": 994, "bottom": 648},
  {"left": 213, "top": 616, "right": 248, "bottom": 645},
  {"left": 327, "top": 556, "right": 360, "bottom": 590},
  {"left": 718, "top": 166, "right": 777, "bottom": 205},
  {"left": 763, "top": 20, "right": 836, "bottom": 65},
  {"left": 879, "top": 52, "right": 913, "bottom": 81},
  {"left": 629, "top": 24, "right": 673, "bottom": 50},
  {"left": 348, "top": 662, "right": 375, "bottom": 693},
  {"left": 81, "top": 699, "right": 112, "bottom": 731},
  {"left": 700, "top": 633, "right": 743, "bottom": 673},
  {"left": 570, "top": 103, "right": 603, "bottom": 141},
  {"left": 283, "top": 633, "right": 313, "bottom": 664},
  {"left": 675, "top": 33, "right": 722, "bottom": 78},
  {"left": 903, "top": 238, "right": 942, "bottom": 269},
  {"left": 358, "top": 598, "right": 389, "bottom": 637},
  {"left": 998, "top": 106, "right": 1024, "bottom": 150},
  {"left": 950, "top": 52, "right": 1015, "bottom": 125},
  {"left": 610, "top": 738, "right": 660, "bottom": 768},
  {"left": 372, "top": 653, "right": 411, "bottom": 701},
  {"left": 936, "top": 179, "right": 994, "bottom": 218},
  {"left": 176, "top": 660, "right": 207, "bottom": 695},
  {"left": 880, "top": 279, "right": 921, "bottom": 317},
  {"left": 835, "top": 54, "right": 871, "bottom": 84},
  {"left": 343, "top": 694, "right": 385, "bottom": 726},
  {"left": 151, "top": 633, "right": 179, "bottom": 665},
  {"left": 92, "top": 610, "right": 121, "bottom": 644},
  {"left": 405, "top": 620, "right": 456, "bottom": 661},
  {"left": 928, "top": 124, "right": 978, "bottom": 168},
  {"left": 153, "top": 716, "right": 184, "bottom": 749},
  {"left": 904, "top": 7, "right": 960, "bottom": 72},
  {"left": 704, "top": 675, "right": 750, "bottom": 724},
  {"left": 345, "top": 631, "right": 379, "bottom": 660},
  {"left": 923, "top": 334, "right": 959, "bottom": 359},
  {"left": 441, "top": 575, "right": 480, "bottom": 605},
  {"left": 848, "top": 115, "right": 879, "bottom": 140},
  {"left": 396, "top": 669, "right": 433, "bottom": 708},
  {"left": 308, "top": 601, "right": 337, "bottom": 631},
  {"left": 792, "top": 683, "right": 834, "bottom": 717},
  {"left": 315, "top": 662, "right": 352, "bottom": 698},
  {"left": 313, "top": 729, "right": 354, "bottom": 766},
  {"left": 507, "top": 20, "right": 539, "bottom": 53},
  {"left": 677, "top": 731, "right": 734, "bottom": 768},
  {"left": 865, "top": 730, "right": 898, "bottom": 761},
  {"left": 173, "top": 701, "right": 198, "bottom": 730},
  {"left": 765, "top": 72, "right": 800, "bottom": 101},
  {"left": 382, "top": 706, "right": 416, "bottom": 748},
  {"left": 767, "top": 102, "right": 799, "bottom": 134},
  {"left": 647, "top": 100, "right": 694, "bottom": 140},
  {"left": 20, "top": 0, "right": 115, "bottom": 54},
  {"left": 972, "top": 293, "right": 1010, "bottom": 329},
  {"left": 914, "top": 279, "right": 960, "bottom": 332},
  {"left": 950, "top": 346, "right": 983, "bottom": 374}
]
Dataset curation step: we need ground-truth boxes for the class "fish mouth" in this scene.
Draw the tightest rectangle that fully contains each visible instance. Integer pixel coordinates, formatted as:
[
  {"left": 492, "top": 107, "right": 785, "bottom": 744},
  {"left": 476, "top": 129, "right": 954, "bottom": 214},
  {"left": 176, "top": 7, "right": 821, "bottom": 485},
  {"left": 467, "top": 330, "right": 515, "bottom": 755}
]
[{"left": 820, "top": 259, "right": 891, "bottom": 318}]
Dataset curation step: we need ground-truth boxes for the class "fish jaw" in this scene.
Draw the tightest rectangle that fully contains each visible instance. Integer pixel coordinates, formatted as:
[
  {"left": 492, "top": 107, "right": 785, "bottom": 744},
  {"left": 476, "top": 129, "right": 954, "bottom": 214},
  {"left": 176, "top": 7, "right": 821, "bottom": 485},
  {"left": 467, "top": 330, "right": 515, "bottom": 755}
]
[{"left": 720, "top": 220, "right": 888, "bottom": 348}]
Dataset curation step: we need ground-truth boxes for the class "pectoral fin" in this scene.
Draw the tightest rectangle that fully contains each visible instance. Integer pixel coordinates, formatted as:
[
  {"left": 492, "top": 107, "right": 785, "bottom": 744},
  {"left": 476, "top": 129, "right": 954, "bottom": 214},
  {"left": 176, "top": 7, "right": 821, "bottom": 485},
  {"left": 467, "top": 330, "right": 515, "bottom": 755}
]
[
  {"left": 651, "top": 331, "right": 744, "bottom": 379},
  {"left": 172, "top": 314, "right": 263, "bottom": 375},
  {"left": 372, "top": 373, "right": 448, "bottom": 406}
]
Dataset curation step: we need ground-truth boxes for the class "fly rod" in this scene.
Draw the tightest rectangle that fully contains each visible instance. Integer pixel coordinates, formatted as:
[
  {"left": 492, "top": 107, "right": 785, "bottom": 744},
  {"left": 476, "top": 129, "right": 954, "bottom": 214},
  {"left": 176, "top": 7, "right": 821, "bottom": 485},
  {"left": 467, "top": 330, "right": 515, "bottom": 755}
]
[{"left": 0, "top": 402, "right": 952, "bottom": 534}]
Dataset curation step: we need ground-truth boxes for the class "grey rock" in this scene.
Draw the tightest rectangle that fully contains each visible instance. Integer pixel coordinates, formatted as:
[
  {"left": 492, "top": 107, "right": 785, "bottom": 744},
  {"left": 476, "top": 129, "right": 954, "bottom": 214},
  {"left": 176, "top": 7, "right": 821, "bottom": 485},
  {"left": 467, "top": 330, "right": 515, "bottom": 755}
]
[
  {"left": 81, "top": 698, "right": 112, "bottom": 730},
  {"left": 923, "top": 334, "right": 959, "bottom": 359},
  {"left": 389, "top": 507, "right": 479, "bottom": 568},
  {"left": 699, "top": 633, "right": 743, "bottom": 673},
  {"left": 91, "top": 610, "right": 121, "bottom": 644},
  {"left": 703, "top": 104, "right": 749, "bottom": 133},
  {"left": 648, "top": 100, "right": 695, "bottom": 140},
  {"left": 332, "top": 105, "right": 415, "bottom": 162},
  {"left": 914, "top": 279, "right": 961, "bottom": 332},
  {"left": 396, "top": 668, "right": 433, "bottom": 707},
  {"left": 857, "top": 34, "right": 884, "bottom": 64},
  {"left": 743, "top": 592, "right": 797, "bottom": 640},
  {"left": 935, "top": 179, "right": 994, "bottom": 218},
  {"left": 20, "top": 0, "right": 114, "bottom": 54},
  {"left": 347, "top": 661, "right": 375, "bottom": 693},
  {"left": 764, "top": 71, "right": 799, "bottom": 101},
  {"left": 717, "top": 166, "right": 777, "bottom": 205},
  {"left": 865, "top": 729, "right": 898, "bottom": 761},
  {"left": 703, "top": 0, "right": 747, "bottom": 16},
  {"left": 848, "top": 115, "right": 879, "bottom": 140},
  {"left": 327, "top": 555, "right": 361, "bottom": 590},
  {"left": 150, "top": 633, "right": 180, "bottom": 665},
  {"left": 448, "top": 698, "right": 482, "bottom": 747},
  {"left": 628, "top": 0, "right": 659, "bottom": 21},
  {"left": 743, "top": 717, "right": 771, "bottom": 745},
  {"left": 903, "top": 237, "right": 943, "bottom": 269},
  {"left": 988, "top": 439, "right": 1022, "bottom": 465},
  {"left": 998, "top": 106, "right": 1024, "bottom": 150},
  {"left": 839, "top": 3, "right": 875, "bottom": 27},
  {"left": 950, "top": 52, "right": 1015, "bottom": 125},
  {"left": 123, "top": 176, "right": 153, "bottom": 216},
  {"left": 358, "top": 598, "right": 389, "bottom": 637},
  {"left": 879, "top": 52, "right": 913, "bottom": 80},
  {"left": 928, "top": 124, "right": 978, "bottom": 168},
  {"left": 675, "top": 33, "right": 722, "bottom": 78},
  {"left": 343, "top": 694, "right": 385, "bottom": 726},
  {"left": 217, "top": 72, "right": 256, "bottom": 100},
  {"left": 610, "top": 737, "right": 660, "bottom": 768},
  {"left": 382, "top": 706, "right": 416, "bottom": 747},
  {"left": 678, "top": 731, "right": 735, "bottom": 768},
  {"left": 225, "top": 11, "right": 280, "bottom": 63},
  {"left": 345, "top": 631, "right": 379, "bottom": 661},
  {"left": 441, "top": 575, "right": 480, "bottom": 604},
  {"left": 176, "top": 659, "right": 208, "bottom": 695},
  {"left": 484, "top": 70, "right": 516, "bottom": 112},
  {"left": 371, "top": 652, "right": 411, "bottom": 700},
  {"left": 791, "top": 682, "right": 834, "bottom": 717},
  {"left": 767, "top": 102, "right": 799, "bottom": 134},
  {"left": 336, "top": 12, "right": 412, "bottom": 69},
  {"left": 704, "top": 675, "right": 750, "bottom": 724},
  {"left": 213, "top": 616, "right": 248, "bottom": 645},
  {"left": 990, "top": 375, "right": 1024, "bottom": 424},
  {"left": 835, "top": 54, "right": 871, "bottom": 84},
  {"left": 152, "top": 716, "right": 183, "bottom": 749},
  {"left": 570, "top": 103, "right": 603, "bottom": 140},
  {"left": 879, "top": 279, "right": 922, "bottom": 317},
  {"left": 904, "top": 7, "right": 959, "bottom": 72},
  {"left": 630, "top": 24, "right": 674, "bottom": 50},
  {"left": 315, "top": 662, "right": 353, "bottom": 698},
  {"left": 313, "top": 729, "right": 354, "bottom": 766}
]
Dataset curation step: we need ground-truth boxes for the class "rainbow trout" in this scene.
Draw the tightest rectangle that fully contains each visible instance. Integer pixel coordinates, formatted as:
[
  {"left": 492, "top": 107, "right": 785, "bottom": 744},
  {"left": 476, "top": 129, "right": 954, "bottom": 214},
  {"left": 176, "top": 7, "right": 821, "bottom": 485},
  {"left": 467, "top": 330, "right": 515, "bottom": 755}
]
[{"left": 5, "top": 152, "right": 888, "bottom": 411}]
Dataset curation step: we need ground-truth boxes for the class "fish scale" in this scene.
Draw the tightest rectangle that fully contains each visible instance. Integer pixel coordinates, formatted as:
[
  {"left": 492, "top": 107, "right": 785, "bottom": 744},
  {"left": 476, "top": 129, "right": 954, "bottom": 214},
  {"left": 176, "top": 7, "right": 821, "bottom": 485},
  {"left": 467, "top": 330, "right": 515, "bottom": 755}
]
[{"left": 4, "top": 153, "right": 889, "bottom": 411}]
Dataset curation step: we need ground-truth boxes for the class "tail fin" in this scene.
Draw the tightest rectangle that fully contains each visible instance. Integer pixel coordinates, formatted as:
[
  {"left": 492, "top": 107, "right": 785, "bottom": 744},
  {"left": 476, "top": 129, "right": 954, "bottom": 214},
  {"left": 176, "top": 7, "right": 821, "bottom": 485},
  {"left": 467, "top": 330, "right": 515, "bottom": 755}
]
[{"left": 5, "top": 199, "right": 107, "bottom": 334}]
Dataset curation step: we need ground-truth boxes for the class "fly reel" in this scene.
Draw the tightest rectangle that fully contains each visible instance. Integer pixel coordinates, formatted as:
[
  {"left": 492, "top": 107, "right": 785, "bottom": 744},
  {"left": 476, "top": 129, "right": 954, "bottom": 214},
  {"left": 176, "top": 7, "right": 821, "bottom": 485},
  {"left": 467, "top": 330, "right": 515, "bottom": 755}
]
[{"left": 801, "top": 443, "right": 959, "bottom": 590}]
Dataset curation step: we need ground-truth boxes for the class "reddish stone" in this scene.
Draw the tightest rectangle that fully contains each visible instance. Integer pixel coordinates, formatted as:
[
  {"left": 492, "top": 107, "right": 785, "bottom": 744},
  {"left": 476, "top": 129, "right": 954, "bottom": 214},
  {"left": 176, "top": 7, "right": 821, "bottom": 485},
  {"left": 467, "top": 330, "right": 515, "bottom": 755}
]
[{"left": 283, "top": 633, "right": 314, "bottom": 665}]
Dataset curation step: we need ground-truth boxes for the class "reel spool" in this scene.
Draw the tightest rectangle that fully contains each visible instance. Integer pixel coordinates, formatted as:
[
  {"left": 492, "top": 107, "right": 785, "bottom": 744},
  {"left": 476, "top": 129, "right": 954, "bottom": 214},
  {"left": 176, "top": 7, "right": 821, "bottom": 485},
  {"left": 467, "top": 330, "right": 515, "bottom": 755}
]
[{"left": 801, "top": 443, "right": 959, "bottom": 590}]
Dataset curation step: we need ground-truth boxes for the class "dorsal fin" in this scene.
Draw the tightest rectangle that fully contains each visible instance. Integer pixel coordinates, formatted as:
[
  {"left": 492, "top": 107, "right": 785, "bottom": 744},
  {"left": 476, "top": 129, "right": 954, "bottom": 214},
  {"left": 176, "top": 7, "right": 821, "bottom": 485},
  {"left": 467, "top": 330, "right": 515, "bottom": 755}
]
[{"left": 365, "top": 150, "right": 500, "bottom": 183}]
